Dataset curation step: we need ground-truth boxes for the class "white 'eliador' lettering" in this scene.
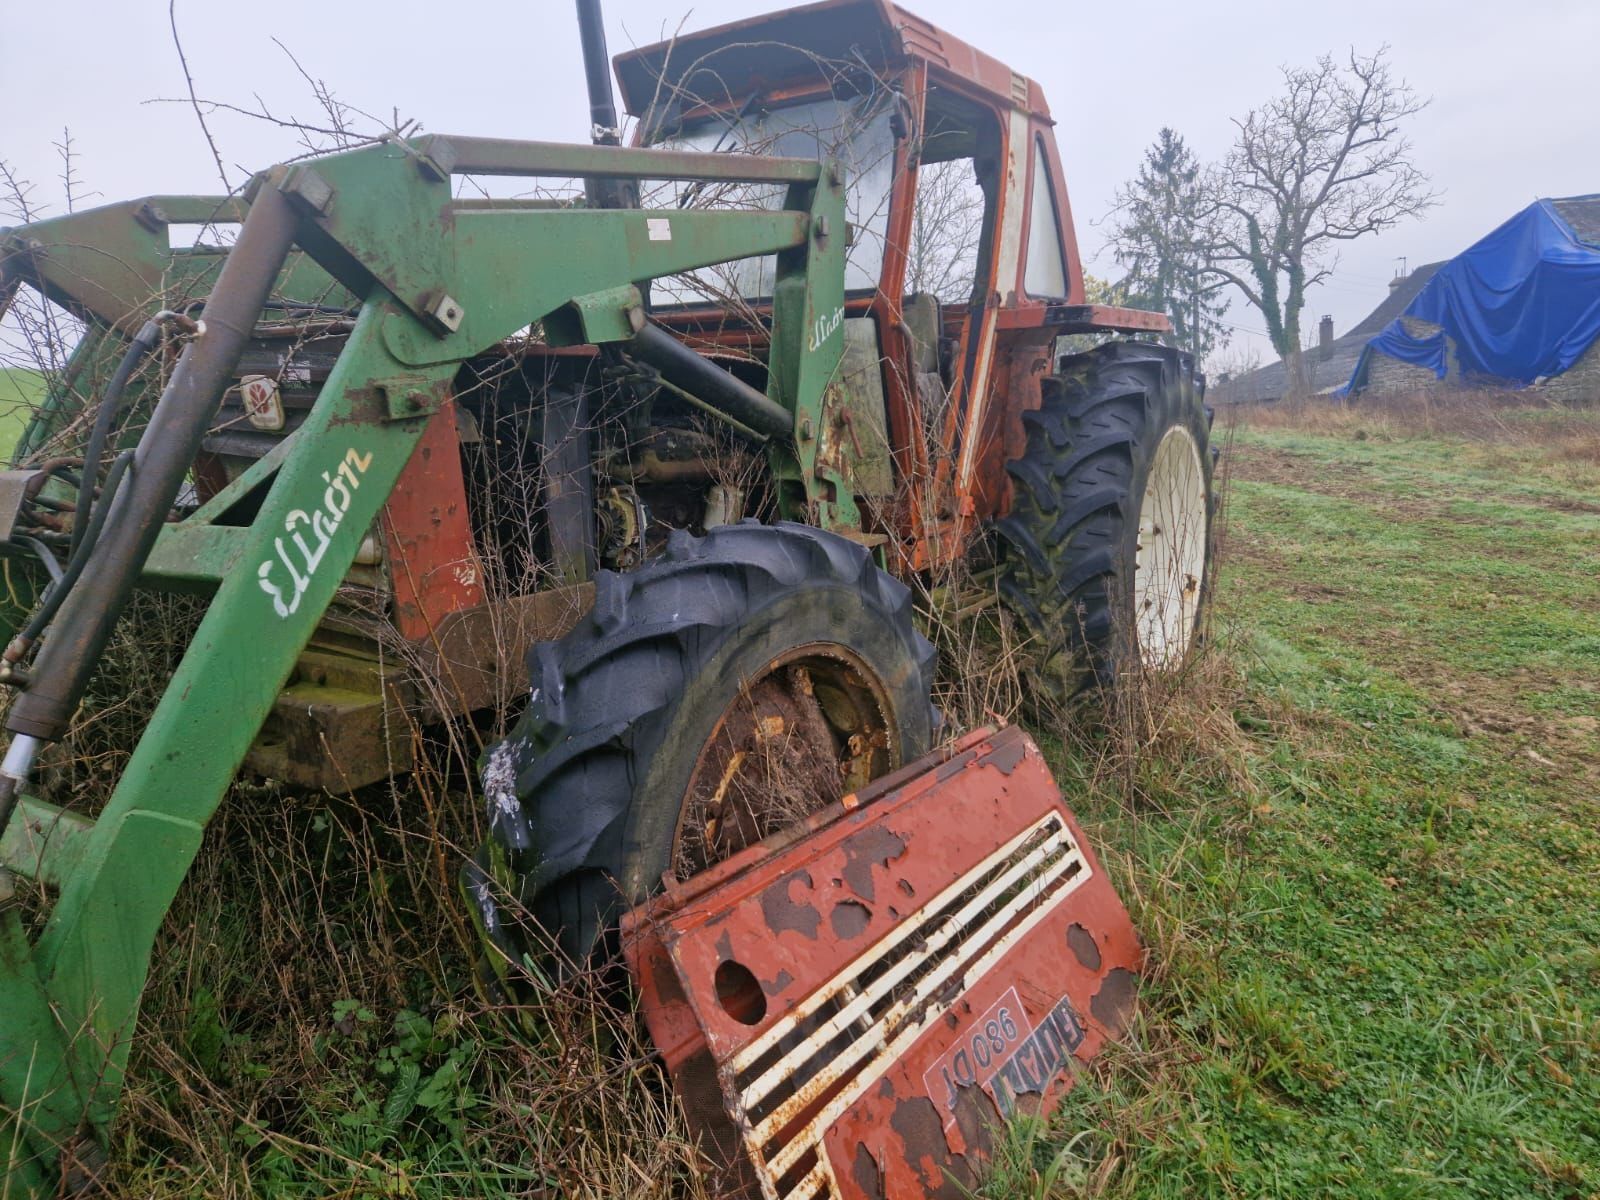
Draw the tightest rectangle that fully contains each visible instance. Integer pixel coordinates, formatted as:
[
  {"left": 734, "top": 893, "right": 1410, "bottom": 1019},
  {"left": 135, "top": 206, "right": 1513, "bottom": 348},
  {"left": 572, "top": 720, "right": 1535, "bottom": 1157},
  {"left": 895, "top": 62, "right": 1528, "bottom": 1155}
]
[
  {"left": 807, "top": 305, "right": 845, "bottom": 353},
  {"left": 257, "top": 447, "right": 374, "bottom": 619}
]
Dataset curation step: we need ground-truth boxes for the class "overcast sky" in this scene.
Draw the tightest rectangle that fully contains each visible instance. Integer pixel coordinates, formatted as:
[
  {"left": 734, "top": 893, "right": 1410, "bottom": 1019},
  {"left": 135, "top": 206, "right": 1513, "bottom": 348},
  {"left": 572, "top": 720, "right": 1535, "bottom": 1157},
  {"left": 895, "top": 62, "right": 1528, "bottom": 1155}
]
[{"left": 5, "top": 0, "right": 1597, "bottom": 369}]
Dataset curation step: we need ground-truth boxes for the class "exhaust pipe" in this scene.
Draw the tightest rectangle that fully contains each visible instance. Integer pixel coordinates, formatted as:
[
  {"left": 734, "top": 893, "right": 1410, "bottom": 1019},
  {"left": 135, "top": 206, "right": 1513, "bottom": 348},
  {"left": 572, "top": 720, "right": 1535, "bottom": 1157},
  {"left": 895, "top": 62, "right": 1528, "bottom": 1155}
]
[{"left": 574, "top": 0, "right": 638, "bottom": 210}]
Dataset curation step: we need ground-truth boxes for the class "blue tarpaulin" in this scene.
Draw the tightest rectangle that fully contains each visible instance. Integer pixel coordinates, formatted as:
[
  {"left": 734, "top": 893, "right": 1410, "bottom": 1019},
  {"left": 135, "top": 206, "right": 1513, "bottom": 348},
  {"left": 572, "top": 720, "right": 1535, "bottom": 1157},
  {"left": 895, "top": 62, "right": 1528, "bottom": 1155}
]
[{"left": 1346, "top": 196, "right": 1600, "bottom": 391}]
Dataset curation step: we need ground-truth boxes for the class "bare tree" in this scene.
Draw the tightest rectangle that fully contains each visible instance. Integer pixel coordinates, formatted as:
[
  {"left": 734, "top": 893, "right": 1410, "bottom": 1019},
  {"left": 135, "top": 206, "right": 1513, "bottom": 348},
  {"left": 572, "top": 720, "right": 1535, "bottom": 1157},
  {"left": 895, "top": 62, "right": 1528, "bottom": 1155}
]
[
  {"left": 907, "top": 157, "right": 984, "bottom": 302},
  {"left": 1195, "top": 47, "right": 1435, "bottom": 391}
]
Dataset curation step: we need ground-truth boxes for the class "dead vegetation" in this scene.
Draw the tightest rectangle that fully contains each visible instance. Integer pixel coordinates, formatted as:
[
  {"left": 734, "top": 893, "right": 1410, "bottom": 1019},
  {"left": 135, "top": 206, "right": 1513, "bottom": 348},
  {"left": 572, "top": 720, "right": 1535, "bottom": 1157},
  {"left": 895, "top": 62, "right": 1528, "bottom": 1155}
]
[{"left": 1233, "top": 383, "right": 1600, "bottom": 466}]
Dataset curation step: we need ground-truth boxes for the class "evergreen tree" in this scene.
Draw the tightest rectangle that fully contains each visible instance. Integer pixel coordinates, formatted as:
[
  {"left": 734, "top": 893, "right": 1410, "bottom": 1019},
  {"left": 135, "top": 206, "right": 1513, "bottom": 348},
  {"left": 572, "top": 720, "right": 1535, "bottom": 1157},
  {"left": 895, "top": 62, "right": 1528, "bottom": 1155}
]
[{"left": 1109, "top": 129, "right": 1229, "bottom": 361}]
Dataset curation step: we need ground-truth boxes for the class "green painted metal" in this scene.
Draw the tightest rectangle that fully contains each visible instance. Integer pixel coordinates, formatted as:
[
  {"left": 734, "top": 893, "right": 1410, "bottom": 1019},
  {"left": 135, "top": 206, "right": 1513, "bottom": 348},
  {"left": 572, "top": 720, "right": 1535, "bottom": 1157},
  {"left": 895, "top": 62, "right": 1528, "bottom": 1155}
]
[
  {"left": 766, "top": 173, "right": 849, "bottom": 523},
  {"left": 0, "top": 796, "right": 93, "bottom": 891},
  {"left": 0, "top": 299, "right": 451, "bottom": 1178},
  {"left": 420, "top": 133, "right": 825, "bottom": 183},
  {"left": 0, "top": 132, "right": 855, "bottom": 1188},
  {"left": 544, "top": 283, "right": 646, "bottom": 346},
  {"left": 2, "top": 194, "right": 351, "bottom": 470},
  {"left": 0, "top": 196, "right": 242, "bottom": 333}
]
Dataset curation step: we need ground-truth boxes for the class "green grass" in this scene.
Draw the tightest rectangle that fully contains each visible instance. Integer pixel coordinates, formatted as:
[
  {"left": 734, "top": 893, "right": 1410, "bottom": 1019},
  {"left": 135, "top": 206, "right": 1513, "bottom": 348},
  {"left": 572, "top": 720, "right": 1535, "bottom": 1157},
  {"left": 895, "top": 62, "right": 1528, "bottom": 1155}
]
[
  {"left": 1004, "top": 409, "right": 1600, "bottom": 1197},
  {"left": 0, "top": 366, "right": 44, "bottom": 456},
  {"left": 29, "top": 394, "right": 1599, "bottom": 1198}
]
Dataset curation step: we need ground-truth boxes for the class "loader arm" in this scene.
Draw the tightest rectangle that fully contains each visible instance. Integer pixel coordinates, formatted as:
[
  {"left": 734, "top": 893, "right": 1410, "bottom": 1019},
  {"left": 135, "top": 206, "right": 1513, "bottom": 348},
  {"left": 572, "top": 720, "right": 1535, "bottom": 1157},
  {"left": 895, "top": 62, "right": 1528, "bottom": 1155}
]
[{"left": 0, "top": 134, "right": 847, "bottom": 1188}]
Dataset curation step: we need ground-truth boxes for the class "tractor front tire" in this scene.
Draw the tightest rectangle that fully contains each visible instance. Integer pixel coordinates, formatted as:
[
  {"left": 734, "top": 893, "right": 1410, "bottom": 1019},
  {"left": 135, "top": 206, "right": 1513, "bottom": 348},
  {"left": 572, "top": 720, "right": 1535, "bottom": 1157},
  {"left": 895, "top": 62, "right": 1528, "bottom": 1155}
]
[
  {"left": 468, "top": 521, "right": 937, "bottom": 972},
  {"left": 996, "top": 340, "right": 1215, "bottom": 707}
]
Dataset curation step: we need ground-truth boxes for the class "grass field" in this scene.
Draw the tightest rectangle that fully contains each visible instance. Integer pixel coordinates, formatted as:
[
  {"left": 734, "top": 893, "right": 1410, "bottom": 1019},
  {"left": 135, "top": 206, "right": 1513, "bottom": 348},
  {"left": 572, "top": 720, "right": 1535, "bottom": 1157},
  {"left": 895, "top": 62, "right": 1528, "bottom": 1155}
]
[
  {"left": 1004, "top": 392, "right": 1599, "bottom": 1198},
  {"left": 0, "top": 367, "right": 43, "bottom": 453},
  {"left": 11, "top": 389, "right": 1597, "bottom": 1198}
]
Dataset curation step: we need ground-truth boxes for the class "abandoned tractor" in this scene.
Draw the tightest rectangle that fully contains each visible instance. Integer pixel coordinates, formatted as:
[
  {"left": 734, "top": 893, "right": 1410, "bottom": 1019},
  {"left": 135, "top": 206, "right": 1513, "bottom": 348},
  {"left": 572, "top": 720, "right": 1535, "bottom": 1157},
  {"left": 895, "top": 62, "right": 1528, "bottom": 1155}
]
[{"left": 0, "top": 0, "right": 1212, "bottom": 1191}]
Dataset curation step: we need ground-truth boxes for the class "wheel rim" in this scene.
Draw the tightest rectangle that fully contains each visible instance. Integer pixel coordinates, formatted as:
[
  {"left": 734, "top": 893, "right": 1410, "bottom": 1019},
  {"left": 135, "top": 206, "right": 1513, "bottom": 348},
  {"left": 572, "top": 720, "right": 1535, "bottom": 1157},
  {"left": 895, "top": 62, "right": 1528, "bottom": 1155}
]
[
  {"left": 673, "top": 645, "right": 896, "bottom": 879},
  {"left": 1134, "top": 425, "right": 1207, "bottom": 669}
]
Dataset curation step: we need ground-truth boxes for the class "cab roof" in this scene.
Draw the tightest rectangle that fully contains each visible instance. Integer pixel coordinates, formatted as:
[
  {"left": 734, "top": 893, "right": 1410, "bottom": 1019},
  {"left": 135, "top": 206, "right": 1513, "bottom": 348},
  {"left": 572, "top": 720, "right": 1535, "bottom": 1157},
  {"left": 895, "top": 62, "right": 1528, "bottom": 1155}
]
[{"left": 613, "top": 0, "right": 1051, "bottom": 124}]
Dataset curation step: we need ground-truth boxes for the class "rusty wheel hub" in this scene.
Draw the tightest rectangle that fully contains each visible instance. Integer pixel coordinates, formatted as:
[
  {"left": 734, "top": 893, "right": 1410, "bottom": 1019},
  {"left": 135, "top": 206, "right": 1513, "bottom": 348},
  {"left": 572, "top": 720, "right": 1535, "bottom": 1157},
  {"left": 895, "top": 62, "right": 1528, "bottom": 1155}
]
[{"left": 674, "top": 647, "right": 894, "bottom": 879}]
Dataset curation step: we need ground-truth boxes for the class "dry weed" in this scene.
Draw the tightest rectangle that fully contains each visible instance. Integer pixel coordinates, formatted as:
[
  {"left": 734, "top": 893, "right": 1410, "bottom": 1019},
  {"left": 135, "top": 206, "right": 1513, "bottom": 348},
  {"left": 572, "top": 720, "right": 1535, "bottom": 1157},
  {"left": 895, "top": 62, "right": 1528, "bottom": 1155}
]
[{"left": 1236, "top": 383, "right": 1600, "bottom": 465}]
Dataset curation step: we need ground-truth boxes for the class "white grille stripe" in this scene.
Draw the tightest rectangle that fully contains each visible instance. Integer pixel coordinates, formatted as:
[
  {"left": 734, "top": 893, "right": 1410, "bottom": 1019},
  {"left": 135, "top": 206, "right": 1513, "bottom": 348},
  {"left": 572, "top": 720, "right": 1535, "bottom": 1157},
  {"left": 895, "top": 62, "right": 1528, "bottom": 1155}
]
[{"left": 758, "top": 842, "right": 1084, "bottom": 1181}]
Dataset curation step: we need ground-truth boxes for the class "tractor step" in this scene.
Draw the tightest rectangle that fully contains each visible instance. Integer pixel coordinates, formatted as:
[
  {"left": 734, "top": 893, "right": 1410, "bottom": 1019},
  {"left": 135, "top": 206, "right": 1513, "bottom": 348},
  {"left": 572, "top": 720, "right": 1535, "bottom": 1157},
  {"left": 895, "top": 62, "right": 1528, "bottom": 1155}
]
[{"left": 622, "top": 724, "right": 1143, "bottom": 1200}]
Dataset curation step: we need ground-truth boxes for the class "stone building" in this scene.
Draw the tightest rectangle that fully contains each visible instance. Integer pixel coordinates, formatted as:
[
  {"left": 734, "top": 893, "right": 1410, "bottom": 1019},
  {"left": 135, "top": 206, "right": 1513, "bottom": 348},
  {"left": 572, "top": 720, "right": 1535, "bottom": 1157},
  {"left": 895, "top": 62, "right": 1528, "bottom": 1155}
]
[{"left": 1211, "top": 264, "right": 1441, "bottom": 403}]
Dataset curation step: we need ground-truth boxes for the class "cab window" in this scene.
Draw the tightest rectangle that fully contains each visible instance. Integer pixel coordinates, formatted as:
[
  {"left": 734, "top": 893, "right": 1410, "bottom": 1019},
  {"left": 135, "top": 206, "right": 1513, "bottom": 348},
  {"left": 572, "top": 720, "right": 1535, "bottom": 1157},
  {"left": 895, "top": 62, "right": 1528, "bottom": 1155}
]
[{"left": 1023, "top": 139, "right": 1068, "bottom": 299}]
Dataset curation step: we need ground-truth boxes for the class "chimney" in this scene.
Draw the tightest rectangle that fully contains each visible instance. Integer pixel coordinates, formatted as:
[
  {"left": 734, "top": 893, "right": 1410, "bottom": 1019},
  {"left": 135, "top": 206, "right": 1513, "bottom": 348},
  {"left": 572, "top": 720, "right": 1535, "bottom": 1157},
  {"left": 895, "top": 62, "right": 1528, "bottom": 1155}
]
[{"left": 1318, "top": 314, "right": 1334, "bottom": 359}]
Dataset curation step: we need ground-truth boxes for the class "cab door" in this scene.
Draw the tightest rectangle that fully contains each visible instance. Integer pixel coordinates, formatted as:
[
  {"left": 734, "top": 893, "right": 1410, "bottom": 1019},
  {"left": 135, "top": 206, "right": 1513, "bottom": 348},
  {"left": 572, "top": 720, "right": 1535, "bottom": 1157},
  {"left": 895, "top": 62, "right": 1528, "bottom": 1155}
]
[
  {"left": 963, "top": 116, "right": 1084, "bottom": 523},
  {"left": 886, "top": 77, "right": 1008, "bottom": 564}
]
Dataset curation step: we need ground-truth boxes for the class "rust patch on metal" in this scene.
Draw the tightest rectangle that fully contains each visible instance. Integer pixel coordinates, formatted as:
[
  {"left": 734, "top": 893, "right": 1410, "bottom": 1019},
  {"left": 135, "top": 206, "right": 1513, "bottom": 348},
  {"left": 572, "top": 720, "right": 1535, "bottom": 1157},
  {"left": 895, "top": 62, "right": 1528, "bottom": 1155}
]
[
  {"left": 761, "top": 968, "right": 794, "bottom": 996},
  {"left": 951, "top": 1078, "right": 1000, "bottom": 1159},
  {"left": 760, "top": 868, "right": 820, "bottom": 939},
  {"left": 676, "top": 655, "right": 893, "bottom": 879},
  {"left": 1066, "top": 922, "right": 1102, "bottom": 971},
  {"left": 986, "top": 734, "right": 1027, "bottom": 775},
  {"left": 380, "top": 400, "right": 484, "bottom": 642},
  {"left": 650, "top": 944, "right": 682, "bottom": 1004},
  {"left": 851, "top": 1141, "right": 886, "bottom": 1199},
  {"left": 839, "top": 824, "right": 905, "bottom": 903},
  {"left": 830, "top": 899, "right": 872, "bottom": 939},
  {"left": 1090, "top": 966, "right": 1139, "bottom": 1033},
  {"left": 889, "top": 1096, "right": 971, "bottom": 1200}
]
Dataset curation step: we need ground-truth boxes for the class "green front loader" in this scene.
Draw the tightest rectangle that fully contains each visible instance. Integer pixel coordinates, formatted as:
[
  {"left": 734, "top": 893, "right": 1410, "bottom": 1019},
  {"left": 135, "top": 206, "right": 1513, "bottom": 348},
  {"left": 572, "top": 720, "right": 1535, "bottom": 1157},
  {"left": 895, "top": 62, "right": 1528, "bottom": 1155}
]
[{"left": 0, "top": 100, "right": 868, "bottom": 1200}]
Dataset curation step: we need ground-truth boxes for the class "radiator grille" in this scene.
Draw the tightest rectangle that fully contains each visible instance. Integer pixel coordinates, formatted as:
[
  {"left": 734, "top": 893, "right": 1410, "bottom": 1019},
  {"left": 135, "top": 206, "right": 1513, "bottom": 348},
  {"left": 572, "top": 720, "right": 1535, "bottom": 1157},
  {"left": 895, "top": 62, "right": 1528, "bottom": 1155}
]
[{"left": 728, "top": 811, "right": 1092, "bottom": 1200}]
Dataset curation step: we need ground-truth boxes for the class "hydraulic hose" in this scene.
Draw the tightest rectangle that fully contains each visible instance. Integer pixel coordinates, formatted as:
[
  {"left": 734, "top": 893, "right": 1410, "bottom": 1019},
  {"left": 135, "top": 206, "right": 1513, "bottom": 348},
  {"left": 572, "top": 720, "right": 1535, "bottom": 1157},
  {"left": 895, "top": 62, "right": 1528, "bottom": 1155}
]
[
  {"left": 73, "top": 320, "right": 161, "bottom": 557},
  {"left": 13, "top": 536, "right": 64, "bottom": 586},
  {"left": 5, "top": 183, "right": 300, "bottom": 746},
  {"left": 6, "top": 450, "right": 134, "bottom": 660}
]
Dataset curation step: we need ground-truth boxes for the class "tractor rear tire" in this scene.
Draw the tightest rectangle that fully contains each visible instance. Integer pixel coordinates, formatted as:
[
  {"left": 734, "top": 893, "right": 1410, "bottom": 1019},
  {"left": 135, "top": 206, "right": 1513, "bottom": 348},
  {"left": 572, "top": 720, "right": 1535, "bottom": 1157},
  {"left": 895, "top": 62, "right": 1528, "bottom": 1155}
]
[
  {"left": 467, "top": 521, "right": 938, "bottom": 972},
  {"left": 996, "top": 340, "right": 1215, "bottom": 707}
]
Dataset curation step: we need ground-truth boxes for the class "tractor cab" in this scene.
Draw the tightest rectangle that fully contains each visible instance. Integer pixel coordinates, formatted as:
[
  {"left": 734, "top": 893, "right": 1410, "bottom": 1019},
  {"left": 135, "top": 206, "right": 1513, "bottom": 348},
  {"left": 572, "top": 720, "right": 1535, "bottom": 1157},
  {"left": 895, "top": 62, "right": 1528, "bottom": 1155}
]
[{"left": 616, "top": 0, "right": 1165, "bottom": 556}]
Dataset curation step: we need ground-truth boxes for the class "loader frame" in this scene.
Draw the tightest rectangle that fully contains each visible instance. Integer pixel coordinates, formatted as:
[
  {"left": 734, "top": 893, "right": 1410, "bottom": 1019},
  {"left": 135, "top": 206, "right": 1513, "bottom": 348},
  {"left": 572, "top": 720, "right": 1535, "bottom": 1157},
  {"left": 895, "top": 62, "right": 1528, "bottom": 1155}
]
[{"left": 0, "top": 134, "right": 848, "bottom": 1187}]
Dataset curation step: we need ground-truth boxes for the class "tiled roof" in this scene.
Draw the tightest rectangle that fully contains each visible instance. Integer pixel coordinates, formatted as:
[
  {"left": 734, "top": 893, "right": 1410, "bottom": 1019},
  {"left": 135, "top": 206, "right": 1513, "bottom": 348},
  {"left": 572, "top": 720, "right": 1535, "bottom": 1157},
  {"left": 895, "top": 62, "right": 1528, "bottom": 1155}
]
[
  {"left": 1346, "top": 262, "right": 1445, "bottom": 339},
  {"left": 1213, "top": 262, "right": 1445, "bottom": 402},
  {"left": 1552, "top": 194, "right": 1600, "bottom": 245}
]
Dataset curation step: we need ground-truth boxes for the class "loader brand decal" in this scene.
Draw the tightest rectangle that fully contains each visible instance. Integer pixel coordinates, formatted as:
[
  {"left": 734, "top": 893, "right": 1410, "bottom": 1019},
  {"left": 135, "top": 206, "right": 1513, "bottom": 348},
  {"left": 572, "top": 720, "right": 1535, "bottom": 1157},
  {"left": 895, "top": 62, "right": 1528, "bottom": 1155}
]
[
  {"left": 240, "top": 375, "right": 285, "bottom": 431},
  {"left": 989, "top": 994, "right": 1087, "bottom": 1117},
  {"left": 807, "top": 304, "right": 844, "bottom": 352},
  {"left": 923, "top": 986, "right": 1031, "bottom": 1128},
  {"left": 257, "top": 447, "right": 373, "bottom": 619}
]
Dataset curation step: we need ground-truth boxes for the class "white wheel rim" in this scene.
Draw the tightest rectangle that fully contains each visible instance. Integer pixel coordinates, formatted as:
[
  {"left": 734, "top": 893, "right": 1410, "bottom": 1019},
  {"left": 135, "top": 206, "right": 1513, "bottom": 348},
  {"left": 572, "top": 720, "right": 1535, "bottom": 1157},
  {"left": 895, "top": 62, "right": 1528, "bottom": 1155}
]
[{"left": 1134, "top": 425, "right": 1207, "bottom": 669}]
